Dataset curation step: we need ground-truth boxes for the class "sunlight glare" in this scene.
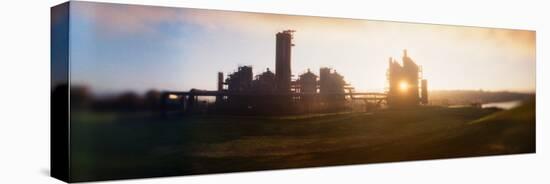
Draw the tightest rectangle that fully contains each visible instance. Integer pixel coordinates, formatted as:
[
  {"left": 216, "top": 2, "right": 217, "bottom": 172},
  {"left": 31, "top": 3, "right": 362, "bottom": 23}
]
[{"left": 399, "top": 81, "right": 409, "bottom": 92}]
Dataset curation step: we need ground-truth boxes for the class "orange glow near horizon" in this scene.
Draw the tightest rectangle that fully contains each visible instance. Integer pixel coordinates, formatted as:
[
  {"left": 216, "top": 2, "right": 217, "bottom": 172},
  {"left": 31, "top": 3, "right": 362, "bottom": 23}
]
[{"left": 168, "top": 94, "right": 179, "bottom": 100}]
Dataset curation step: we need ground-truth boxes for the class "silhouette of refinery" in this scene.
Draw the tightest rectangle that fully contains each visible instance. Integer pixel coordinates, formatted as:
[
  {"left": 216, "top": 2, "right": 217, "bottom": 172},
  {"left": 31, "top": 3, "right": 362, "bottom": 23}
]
[
  {"left": 161, "top": 30, "right": 428, "bottom": 115},
  {"left": 387, "top": 50, "right": 429, "bottom": 108}
]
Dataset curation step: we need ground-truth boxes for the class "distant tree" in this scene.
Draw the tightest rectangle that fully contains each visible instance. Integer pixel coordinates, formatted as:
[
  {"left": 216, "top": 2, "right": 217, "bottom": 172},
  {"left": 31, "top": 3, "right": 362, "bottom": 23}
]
[
  {"left": 144, "top": 89, "right": 161, "bottom": 111},
  {"left": 116, "top": 91, "right": 141, "bottom": 111},
  {"left": 70, "top": 85, "right": 90, "bottom": 109}
]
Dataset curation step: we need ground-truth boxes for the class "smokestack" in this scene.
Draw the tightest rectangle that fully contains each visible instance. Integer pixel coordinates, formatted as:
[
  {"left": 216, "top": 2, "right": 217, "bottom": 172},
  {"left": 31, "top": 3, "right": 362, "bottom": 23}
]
[
  {"left": 421, "top": 79, "right": 428, "bottom": 105},
  {"left": 217, "top": 72, "right": 224, "bottom": 92},
  {"left": 275, "top": 30, "right": 294, "bottom": 93},
  {"left": 216, "top": 72, "right": 224, "bottom": 104}
]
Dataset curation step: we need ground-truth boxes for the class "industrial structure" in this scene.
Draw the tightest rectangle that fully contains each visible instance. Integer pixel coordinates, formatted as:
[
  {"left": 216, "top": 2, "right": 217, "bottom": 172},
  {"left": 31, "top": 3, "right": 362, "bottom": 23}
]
[
  {"left": 387, "top": 50, "right": 429, "bottom": 108},
  {"left": 161, "top": 30, "right": 428, "bottom": 115}
]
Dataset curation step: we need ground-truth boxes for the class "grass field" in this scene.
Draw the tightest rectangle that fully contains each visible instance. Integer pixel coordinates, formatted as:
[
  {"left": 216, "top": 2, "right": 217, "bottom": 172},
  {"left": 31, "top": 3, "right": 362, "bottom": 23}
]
[{"left": 69, "top": 100, "right": 535, "bottom": 182}]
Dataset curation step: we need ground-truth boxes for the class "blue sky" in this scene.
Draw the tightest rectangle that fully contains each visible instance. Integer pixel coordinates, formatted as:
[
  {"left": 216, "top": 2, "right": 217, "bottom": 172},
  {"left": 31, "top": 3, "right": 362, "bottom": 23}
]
[{"left": 67, "top": 1, "right": 536, "bottom": 96}]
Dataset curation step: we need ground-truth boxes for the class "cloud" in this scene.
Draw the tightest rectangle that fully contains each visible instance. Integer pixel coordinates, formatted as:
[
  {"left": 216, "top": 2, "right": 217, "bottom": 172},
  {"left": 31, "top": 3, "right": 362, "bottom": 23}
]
[
  {"left": 71, "top": 1, "right": 372, "bottom": 37},
  {"left": 72, "top": 1, "right": 535, "bottom": 52},
  {"left": 72, "top": 1, "right": 182, "bottom": 35}
]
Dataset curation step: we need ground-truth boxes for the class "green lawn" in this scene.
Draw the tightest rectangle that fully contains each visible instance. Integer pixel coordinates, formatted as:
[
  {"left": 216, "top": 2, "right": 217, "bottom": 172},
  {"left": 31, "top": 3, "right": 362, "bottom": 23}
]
[{"left": 69, "top": 101, "right": 535, "bottom": 182}]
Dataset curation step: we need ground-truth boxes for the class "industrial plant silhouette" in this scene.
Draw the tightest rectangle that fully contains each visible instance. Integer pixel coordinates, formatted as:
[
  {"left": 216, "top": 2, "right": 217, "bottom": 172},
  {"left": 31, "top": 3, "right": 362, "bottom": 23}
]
[
  {"left": 161, "top": 30, "right": 428, "bottom": 115},
  {"left": 51, "top": 2, "right": 536, "bottom": 182}
]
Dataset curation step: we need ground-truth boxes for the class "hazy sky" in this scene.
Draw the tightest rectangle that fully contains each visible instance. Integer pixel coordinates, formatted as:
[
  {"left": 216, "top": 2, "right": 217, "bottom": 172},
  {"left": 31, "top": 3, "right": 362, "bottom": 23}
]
[{"left": 68, "top": 1, "right": 536, "bottom": 95}]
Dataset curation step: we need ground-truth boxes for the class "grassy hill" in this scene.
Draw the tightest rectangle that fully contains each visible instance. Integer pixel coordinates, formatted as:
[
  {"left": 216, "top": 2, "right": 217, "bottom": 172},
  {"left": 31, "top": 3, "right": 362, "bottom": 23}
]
[
  {"left": 435, "top": 98, "right": 536, "bottom": 157},
  {"left": 69, "top": 100, "right": 535, "bottom": 181}
]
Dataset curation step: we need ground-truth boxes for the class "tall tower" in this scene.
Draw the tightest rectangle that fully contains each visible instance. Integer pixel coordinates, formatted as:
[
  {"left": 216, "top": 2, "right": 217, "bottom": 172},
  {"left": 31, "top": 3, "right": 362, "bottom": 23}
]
[
  {"left": 216, "top": 72, "right": 224, "bottom": 104},
  {"left": 402, "top": 49, "right": 420, "bottom": 104},
  {"left": 387, "top": 50, "right": 422, "bottom": 108},
  {"left": 421, "top": 79, "right": 428, "bottom": 105},
  {"left": 275, "top": 30, "right": 295, "bottom": 93}
]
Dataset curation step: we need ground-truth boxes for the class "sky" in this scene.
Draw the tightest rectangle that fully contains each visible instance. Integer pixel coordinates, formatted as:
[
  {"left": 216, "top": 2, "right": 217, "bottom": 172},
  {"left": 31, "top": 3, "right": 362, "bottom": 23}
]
[{"left": 67, "top": 1, "right": 536, "bottom": 96}]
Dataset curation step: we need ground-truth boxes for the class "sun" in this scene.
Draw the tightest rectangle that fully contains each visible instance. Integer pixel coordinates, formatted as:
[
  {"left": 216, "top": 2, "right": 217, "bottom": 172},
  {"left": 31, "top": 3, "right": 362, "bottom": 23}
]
[{"left": 399, "top": 81, "right": 409, "bottom": 92}]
